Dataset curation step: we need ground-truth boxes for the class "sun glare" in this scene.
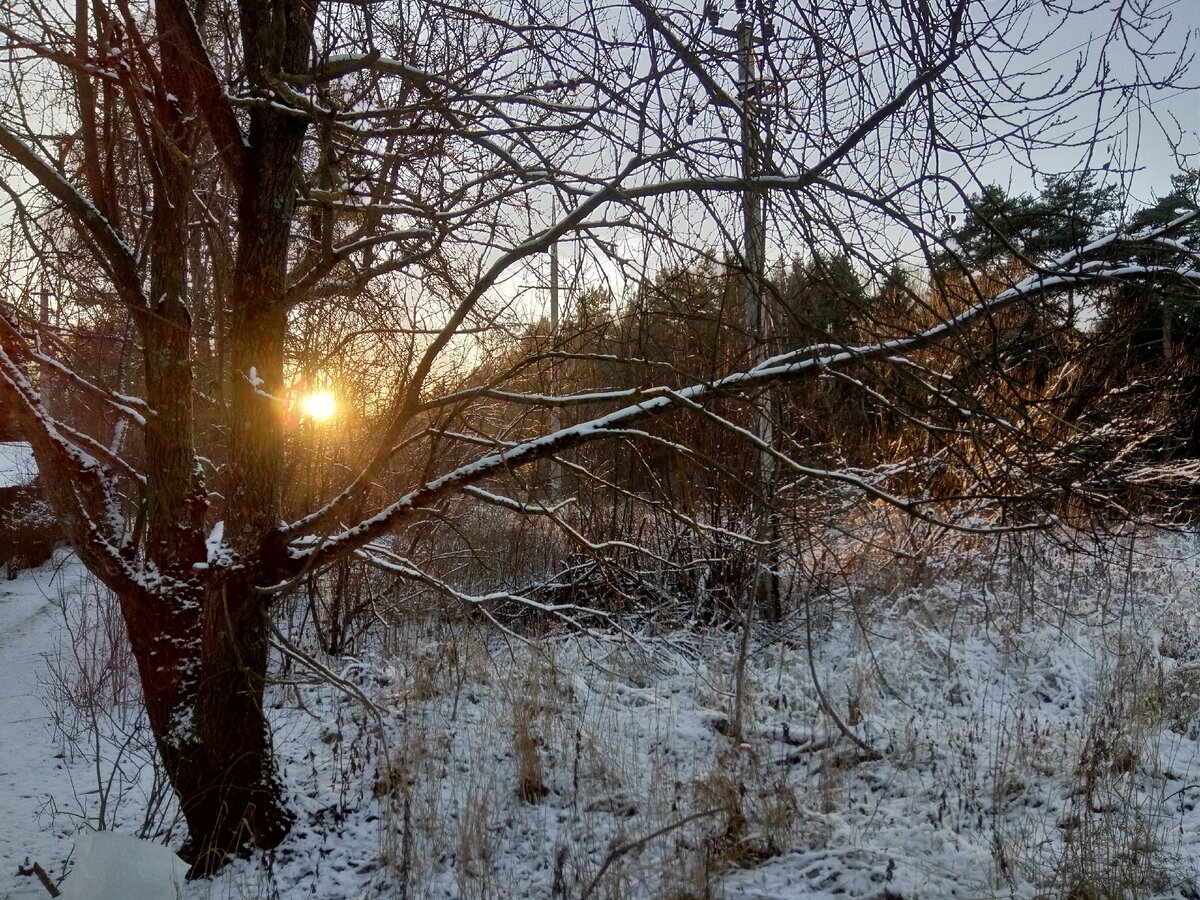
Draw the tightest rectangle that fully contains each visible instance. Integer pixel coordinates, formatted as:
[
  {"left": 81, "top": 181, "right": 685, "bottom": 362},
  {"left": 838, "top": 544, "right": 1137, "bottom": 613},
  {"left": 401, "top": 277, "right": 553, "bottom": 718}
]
[{"left": 299, "top": 390, "right": 337, "bottom": 422}]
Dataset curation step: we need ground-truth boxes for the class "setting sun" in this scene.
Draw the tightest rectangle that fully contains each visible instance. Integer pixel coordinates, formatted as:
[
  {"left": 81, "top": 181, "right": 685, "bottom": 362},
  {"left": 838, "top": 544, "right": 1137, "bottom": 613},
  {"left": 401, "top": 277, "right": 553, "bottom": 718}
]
[{"left": 299, "top": 390, "right": 337, "bottom": 422}]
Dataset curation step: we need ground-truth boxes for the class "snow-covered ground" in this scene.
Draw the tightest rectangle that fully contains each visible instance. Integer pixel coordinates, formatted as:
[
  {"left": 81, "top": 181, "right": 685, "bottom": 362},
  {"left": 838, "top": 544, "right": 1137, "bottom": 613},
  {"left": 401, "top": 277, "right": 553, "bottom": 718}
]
[
  {"left": 0, "top": 444, "right": 35, "bottom": 489},
  {"left": 6, "top": 532, "right": 1200, "bottom": 898},
  {"left": 0, "top": 553, "right": 95, "bottom": 899}
]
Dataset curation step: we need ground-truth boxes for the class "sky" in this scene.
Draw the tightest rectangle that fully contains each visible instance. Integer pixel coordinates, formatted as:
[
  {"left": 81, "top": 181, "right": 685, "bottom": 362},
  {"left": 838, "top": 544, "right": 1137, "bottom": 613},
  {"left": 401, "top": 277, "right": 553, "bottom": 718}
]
[
  {"left": 975, "top": 0, "right": 1200, "bottom": 209},
  {"left": 0, "top": 0, "right": 1196, "bottom": 330}
]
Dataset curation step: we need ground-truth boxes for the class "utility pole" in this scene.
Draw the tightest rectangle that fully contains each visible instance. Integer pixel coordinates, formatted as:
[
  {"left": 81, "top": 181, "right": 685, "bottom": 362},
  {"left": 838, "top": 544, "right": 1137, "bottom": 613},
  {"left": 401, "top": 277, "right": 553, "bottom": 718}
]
[
  {"left": 717, "top": 4, "right": 781, "bottom": 741},
  {"left": 550, "top": 238, "right": 560, "bottom": 339},
  {"left": 38, "top": 285, "right": 59, "bottom": 421},
  {"left": 736, "top": 11, "right": 780, "bottom": 619},
  {"left": 548, "top": 231, "right": 563, "bottom": 501}
]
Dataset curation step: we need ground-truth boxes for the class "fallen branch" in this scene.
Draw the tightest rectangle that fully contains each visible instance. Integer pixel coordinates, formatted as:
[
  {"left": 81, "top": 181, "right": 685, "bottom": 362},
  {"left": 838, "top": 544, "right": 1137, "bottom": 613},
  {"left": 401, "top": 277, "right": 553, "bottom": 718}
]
[{"left": 17, "top": 858, "right": 60, "bottom": 897}]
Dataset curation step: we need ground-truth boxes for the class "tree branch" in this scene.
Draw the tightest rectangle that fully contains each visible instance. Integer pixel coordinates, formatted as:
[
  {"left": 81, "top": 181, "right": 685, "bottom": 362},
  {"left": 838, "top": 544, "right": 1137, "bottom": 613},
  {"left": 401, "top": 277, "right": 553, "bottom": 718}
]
[
  {"left": 156, "top": 0, "right": 247, "bottom": 183},
  {"left": 0, "top": 123, "right": 144, "bottom": 305},
  {"left": 288, "top": 215, "right": 1198, "bottom": 575}
]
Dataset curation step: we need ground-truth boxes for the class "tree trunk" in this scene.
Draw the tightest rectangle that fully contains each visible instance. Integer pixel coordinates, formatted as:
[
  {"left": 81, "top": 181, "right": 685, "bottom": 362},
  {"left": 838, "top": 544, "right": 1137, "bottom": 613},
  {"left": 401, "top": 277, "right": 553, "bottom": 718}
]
[
  {"left": 118, "top": 574, "right": 290, "bottom": 876},
  {"left": 186, "top": 575, "right": 290, "bottom": 876},
  {"left": 108, "top": 0, "right": 307, "bottom": 871}
]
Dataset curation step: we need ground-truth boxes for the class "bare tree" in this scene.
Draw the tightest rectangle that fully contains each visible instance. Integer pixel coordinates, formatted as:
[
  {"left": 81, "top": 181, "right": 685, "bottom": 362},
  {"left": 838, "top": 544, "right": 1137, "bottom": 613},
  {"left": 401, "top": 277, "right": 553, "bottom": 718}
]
[{"left": 0, "top": 0, "right": 1193, "bottom": 875}]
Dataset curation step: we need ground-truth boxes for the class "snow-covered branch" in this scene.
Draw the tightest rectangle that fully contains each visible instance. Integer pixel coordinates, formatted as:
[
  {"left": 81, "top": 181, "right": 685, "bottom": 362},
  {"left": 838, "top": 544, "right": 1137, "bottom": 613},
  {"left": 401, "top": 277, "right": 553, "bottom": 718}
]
[
  {"left": 26, "top": 345, "right": 148, "bottom": 427},
  {"left": 289, "top": 216, "right": 1198, "bottom": 572},
  {"left": 0, "top": 123, "right": 144, "bottom": 305},
  {"left": 0, "top": 340, "right": 145, "bottom": 598},
  {"left": 352, "top": 540, "right": 613, "bottom": 627}
]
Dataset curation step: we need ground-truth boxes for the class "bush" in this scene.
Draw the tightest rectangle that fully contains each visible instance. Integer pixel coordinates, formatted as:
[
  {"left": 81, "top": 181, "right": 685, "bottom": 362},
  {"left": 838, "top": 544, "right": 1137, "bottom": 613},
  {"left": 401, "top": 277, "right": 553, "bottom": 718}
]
[{"left": 0, "top": 484, "right": 59, "bottom": 576}]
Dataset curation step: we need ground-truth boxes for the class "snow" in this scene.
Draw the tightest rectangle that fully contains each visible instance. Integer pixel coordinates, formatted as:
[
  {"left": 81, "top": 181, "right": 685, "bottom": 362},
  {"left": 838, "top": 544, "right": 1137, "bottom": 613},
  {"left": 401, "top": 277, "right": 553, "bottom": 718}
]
[
  {"left": 0, "top": 553, "right": 95, "bottom": 898},
  {"left": 6, "top": 533, "right": 1200, "bottom": 897},
  {"left": 221, "top": 531, "right": 1200, "bottom": 897},
  {"left": 205, "top": 521, "right": 228, "bottom": 566},
  {"left": 57, "top": 830, "right": 185, "bottom": 900},
  {"left": 0, "top": 442, "right": 35, "bottom": 487},
  {"left": 245, "top": 367, "right": 278, "bottom": 401}
]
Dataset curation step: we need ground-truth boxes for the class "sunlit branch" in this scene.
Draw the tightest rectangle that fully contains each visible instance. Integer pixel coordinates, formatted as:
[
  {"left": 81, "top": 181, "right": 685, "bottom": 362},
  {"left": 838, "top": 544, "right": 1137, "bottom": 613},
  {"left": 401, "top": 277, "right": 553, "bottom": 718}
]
[{"left": 292, "top": 213, "right": 1198, "bottom": 572}]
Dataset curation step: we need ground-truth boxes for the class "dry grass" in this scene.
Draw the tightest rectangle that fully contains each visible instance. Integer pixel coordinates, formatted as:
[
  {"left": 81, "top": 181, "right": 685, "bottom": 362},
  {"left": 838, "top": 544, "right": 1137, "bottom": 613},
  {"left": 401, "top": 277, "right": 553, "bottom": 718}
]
[{"left": 43, "top": 515, "right": 1200, "bottom": 899}]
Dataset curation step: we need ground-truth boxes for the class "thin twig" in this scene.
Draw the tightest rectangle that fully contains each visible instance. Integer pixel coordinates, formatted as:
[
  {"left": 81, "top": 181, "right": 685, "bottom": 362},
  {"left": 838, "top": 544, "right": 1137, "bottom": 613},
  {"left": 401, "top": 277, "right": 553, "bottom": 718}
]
[
  {"left": 803, "top": 591, "right": 881, "bottom": 761},
  {"left": 578, "top": 807, "right": 725, "bottom": 900}
]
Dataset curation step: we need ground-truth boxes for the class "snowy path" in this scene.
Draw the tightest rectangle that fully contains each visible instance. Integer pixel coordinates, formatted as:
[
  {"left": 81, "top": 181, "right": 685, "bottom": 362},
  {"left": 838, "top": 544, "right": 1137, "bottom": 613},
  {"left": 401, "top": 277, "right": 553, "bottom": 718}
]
[{"left": 0, "top": 555, "right": 83, "bottom": 899}]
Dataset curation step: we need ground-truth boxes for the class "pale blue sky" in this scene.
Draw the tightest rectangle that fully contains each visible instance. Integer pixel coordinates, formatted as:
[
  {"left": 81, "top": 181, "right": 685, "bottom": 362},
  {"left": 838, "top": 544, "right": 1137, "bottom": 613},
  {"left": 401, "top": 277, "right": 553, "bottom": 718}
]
[{"left": 979, "top": 0, "right": 1200, "bottom": 209}]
